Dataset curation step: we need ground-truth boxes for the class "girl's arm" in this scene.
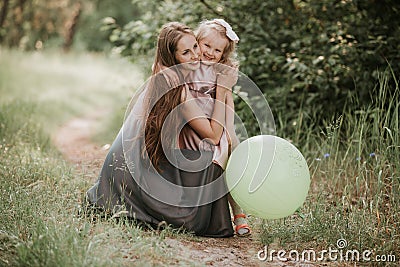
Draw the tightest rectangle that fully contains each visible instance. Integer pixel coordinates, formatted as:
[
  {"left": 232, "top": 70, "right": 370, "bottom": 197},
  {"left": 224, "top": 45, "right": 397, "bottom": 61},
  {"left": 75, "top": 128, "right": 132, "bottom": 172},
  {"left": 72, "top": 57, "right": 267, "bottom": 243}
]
[{"left": 226, "top": 92, "right": 240, "bottom": 149}]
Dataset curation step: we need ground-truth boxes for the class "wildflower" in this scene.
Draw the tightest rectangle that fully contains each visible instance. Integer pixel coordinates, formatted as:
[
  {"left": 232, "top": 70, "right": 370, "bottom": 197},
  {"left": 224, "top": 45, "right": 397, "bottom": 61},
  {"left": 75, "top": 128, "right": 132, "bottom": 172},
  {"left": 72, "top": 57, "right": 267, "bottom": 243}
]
[
  {"left": 369, "top": 152, "right": 376, "bottom": 157},
  {"left": 356, "top": 157, "right": 361, "bottom": 161},
  {"left": 324, "top": 153, "right": 330, "bottom": 158}
]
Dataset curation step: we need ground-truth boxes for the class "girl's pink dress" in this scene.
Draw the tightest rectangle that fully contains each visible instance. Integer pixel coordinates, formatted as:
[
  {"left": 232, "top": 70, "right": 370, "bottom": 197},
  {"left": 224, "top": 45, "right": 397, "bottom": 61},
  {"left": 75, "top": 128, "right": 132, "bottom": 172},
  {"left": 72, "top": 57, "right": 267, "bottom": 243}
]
[{"left": 179, "top": 63, "right": 231, "bottom": 169}]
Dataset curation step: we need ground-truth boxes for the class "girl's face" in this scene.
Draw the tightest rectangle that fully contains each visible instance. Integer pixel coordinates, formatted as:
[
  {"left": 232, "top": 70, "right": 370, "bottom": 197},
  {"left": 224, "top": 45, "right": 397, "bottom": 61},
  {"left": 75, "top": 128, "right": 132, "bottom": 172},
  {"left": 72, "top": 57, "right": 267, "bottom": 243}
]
[
  {"left": 198, "top": 29, "right": 228, "bottom": 64},
  {"left": 174, "top": 34, "right": 201, "bottom": 71}
]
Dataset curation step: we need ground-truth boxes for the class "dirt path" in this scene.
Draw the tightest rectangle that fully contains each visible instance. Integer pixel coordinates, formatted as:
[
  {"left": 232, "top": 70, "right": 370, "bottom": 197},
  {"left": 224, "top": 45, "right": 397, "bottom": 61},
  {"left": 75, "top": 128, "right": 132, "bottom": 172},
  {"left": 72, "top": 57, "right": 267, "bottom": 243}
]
[
  {"left": 53, "top": 112, "right": 318, "bottom": 267},
  {"left": 53, "top": 111, "right": 109, "bottom": 180}
]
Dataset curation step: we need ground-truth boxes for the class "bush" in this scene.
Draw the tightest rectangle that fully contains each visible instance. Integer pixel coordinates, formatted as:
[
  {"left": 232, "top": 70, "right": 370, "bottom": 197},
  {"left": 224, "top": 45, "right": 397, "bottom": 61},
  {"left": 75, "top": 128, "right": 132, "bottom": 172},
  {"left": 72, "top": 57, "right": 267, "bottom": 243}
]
[{"left": 103, "top": 0, "right": 400, "bottom": 144}]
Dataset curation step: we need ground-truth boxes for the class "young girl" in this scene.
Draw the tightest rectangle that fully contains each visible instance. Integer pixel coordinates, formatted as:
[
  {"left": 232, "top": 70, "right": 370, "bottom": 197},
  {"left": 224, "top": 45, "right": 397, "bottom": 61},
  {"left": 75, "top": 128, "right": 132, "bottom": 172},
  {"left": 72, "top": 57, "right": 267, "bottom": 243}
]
[
  {"left": 163, "top": 19, "right": 251, "bottom": 236},
  {"left": 196, "top": 19, "right": 251, "bottom": 237}
]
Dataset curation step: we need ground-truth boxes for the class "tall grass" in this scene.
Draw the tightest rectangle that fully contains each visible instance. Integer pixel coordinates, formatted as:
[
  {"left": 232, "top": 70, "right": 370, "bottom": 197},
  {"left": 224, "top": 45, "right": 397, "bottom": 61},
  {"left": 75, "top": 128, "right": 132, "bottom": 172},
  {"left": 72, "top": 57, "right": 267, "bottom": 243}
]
[
  {"left": 261, "top": 69, "right": 399, "bottom": 264},
  {"left": 1, "top": 48, "right": 398, "bottom": 266},
  {"left": 0, "top": 99, "right": 92, "bottom": 266}
]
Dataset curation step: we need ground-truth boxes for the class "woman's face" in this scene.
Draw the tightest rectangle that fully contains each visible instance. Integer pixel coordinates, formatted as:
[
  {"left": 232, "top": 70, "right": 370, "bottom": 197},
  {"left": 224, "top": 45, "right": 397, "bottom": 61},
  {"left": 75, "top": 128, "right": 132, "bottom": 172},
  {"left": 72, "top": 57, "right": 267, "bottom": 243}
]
[
  {"left": 198, "top": 29, "right": 227, "bottom": 64},
  {"left": 174, "top": 34, "right": 201, "bottom": 71}
]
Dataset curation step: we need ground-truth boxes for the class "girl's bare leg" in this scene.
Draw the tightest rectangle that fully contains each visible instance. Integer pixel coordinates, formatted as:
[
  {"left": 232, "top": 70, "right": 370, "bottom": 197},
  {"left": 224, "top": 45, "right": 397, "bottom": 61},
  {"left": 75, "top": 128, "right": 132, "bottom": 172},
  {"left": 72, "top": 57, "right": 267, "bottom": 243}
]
[{"left": 228, "top": 193, "right": 251, "bottom": 236}]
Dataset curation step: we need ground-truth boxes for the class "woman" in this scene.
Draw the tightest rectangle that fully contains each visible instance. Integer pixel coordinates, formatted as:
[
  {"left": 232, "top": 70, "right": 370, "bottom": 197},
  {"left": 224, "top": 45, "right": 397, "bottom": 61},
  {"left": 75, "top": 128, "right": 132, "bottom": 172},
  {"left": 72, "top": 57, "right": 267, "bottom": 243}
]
[{"left": 86, "top": 22, "right": 236, "bottom": 237}]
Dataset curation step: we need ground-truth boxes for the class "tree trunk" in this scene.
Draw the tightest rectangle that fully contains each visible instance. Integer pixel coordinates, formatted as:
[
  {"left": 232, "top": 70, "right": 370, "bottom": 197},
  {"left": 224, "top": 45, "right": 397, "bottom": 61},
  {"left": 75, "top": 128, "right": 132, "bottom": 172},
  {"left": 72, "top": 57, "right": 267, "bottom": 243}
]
[
  {"left": 10, "top": 0, "right": 27, "bottom": 47},
  {"left": 63, "top": 1, "right": 82, "bottom": 52},
  {"left": 0, "top": 0, "right": 9, "bottom": 29}
]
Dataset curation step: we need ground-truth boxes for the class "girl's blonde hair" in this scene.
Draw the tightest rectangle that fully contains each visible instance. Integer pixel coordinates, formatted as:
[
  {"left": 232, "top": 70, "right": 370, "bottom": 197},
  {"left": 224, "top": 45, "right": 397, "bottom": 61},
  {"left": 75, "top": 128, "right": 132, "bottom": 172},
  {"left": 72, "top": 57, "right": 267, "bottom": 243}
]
[{"left": 195, "top": 19, "right": 239, "bottom": 68}]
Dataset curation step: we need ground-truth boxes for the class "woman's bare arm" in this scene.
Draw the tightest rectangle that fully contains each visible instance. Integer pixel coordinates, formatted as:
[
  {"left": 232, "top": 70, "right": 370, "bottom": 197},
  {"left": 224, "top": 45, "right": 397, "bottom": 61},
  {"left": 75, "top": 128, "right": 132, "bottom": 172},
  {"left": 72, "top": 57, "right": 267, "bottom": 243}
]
[
  {"left": 180, "top": 69, "right": 238, "bottom": 145},
  {"left": 180, "top": 84, "right": 227, "bottom": 145}
]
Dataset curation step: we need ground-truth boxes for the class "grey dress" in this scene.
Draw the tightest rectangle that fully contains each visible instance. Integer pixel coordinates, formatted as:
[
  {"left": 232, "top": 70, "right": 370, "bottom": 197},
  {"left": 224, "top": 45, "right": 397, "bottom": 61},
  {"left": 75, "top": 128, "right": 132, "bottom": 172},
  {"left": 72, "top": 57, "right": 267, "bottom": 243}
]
[{"left": 86, "top": 74, "right": 234, "bottom": 237}]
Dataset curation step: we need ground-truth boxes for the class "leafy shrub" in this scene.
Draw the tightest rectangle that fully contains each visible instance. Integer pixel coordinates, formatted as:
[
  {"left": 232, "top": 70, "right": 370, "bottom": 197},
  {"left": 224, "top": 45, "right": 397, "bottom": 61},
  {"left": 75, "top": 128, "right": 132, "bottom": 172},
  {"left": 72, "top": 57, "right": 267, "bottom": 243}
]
[{"left": 103, "top": 0, "right": 400, "bottom": 145}]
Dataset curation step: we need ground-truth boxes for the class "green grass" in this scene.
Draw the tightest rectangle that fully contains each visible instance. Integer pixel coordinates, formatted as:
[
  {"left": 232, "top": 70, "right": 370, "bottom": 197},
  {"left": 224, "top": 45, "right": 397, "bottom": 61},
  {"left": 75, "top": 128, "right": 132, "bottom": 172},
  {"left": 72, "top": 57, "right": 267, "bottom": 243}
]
[
  {"left": 261, "top": 69, "right": 399, "bottom": 264},
  {"left": 0, "top": 48, "right": 201, "bottom": 267},
  {"left": 1, "top": 48, "right": 398, "bottom": 266},
  {"left": 0, "top": 49, "right": 140, "bottom": 134}
]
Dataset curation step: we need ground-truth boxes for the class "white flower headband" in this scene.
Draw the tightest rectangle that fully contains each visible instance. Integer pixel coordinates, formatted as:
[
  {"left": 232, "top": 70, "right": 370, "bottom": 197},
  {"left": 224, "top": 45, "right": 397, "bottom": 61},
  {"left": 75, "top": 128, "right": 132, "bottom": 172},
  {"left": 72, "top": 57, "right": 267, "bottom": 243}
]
[{"left": 213, "top": 19, "right": 239, "bottom": 43}]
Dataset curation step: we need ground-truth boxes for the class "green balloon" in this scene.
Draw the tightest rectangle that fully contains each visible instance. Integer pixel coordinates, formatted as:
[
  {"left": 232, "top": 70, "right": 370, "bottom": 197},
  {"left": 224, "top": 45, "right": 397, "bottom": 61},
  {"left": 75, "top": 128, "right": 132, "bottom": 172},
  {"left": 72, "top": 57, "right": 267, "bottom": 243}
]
[{"left": 226, "top": 135, "right": 310, "bottom": 219}]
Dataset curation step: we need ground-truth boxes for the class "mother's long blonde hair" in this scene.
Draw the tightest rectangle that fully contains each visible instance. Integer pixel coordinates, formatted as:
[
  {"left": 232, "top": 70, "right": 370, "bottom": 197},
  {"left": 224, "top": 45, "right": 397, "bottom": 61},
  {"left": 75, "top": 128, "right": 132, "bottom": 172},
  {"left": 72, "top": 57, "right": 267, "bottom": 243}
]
[{"left": 144, "top": 22, "right": 195, "bottom": 169}]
